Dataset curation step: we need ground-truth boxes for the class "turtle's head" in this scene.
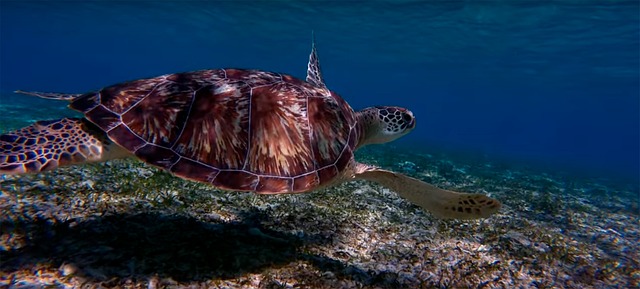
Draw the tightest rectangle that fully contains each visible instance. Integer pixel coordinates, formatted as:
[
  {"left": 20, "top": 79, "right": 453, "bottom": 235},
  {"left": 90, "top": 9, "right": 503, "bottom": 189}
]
[{"left": 356, "top": 106, "right": 416, "bottom": 148}]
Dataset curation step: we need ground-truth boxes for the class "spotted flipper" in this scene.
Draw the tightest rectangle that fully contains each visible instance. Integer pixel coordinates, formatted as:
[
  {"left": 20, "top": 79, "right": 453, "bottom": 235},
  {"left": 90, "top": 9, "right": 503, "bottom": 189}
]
[
  {"left": 354, "top": 164, "right": 501, "bottom": 219},
  {"left": 0, "top": 118, "right": 128, "bottom": 174},
  {"left": 14, "top": 90, "right": 82, "bottom": 101},
  {"left": 306, "top": 32, "right": 326, "bottom": 89}
]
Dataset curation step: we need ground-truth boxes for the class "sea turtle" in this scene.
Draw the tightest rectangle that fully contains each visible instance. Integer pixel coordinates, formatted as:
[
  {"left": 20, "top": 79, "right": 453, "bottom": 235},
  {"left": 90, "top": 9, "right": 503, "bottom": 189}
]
[{"left": 0, "top": 39, "right": 500, "bottom": 219}]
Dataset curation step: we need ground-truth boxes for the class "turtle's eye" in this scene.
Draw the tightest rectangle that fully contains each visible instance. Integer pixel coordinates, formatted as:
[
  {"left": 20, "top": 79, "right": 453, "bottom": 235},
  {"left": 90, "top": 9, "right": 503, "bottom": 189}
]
[
  {"left": 401, "top": 112, "right": 416, "bottom": 130},
  {"left": 402, "top": 113, "right": 412, "bottom": 123}
]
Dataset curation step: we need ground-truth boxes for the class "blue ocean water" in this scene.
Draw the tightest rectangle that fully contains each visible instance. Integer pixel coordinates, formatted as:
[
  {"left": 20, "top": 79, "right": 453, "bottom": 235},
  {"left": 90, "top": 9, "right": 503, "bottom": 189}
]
[{"left": 0, "top": 1, "right": 638, "bottom": 184}]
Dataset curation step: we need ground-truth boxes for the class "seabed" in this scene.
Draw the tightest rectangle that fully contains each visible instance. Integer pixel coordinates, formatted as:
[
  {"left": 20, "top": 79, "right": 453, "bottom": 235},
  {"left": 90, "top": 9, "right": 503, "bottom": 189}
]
[{"left": 0, "top": 143, "right": 638, "bottom": 289}]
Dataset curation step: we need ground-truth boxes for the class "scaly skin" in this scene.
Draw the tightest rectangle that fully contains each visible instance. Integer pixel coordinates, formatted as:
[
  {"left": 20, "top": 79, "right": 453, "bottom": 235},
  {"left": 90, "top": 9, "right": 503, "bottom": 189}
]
[{"left": 0, "top": 118, "right": 128, "bottom": 174}]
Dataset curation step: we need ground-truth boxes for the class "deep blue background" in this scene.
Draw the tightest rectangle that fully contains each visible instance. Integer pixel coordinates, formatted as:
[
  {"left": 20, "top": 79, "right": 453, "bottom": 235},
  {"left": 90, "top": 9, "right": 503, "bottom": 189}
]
[{"left": 1, "top": 1, "right": 638, "bottom": 183}]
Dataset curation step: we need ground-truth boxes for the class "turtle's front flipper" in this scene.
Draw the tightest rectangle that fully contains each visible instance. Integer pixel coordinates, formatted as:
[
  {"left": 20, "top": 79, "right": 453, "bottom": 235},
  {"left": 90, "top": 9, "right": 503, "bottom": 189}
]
[
  {"left": 14, "top": 90, "right": 82, "bottom": 101},
  {"left": 354, "top": 163, "right": 501, "bottom": 219},
  {"left": 0, "top": 118, "right": 128, "bottom": 174}
]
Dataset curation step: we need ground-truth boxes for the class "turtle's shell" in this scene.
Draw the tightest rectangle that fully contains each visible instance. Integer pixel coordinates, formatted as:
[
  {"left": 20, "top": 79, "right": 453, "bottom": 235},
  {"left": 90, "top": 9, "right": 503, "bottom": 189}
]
[{"left": 69, "top": 69, "right": 358, "bottom": 193}]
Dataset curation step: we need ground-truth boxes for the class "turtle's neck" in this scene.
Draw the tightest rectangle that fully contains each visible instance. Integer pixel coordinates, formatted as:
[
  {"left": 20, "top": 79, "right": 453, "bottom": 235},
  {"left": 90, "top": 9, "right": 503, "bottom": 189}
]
[{"left": 355, "top": 107, "right": 382, "bottom": 149}]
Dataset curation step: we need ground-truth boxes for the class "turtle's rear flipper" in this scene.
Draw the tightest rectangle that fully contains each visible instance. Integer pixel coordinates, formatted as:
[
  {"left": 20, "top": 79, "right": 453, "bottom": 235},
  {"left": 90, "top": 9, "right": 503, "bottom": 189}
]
[
  {"left": 354, "top": 163, "right": 501, "bottom": 219},
  {"left": 14, "top": 90, "right": 82, "bottom": 101},
  {"left": 0, "top": 118, "right": 126, "bottom": 174}
]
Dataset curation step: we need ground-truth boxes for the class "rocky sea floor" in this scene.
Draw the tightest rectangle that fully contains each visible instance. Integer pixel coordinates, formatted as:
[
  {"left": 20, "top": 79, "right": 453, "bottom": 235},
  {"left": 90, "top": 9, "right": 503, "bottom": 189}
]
[{"left": 0, "top": 144, "right": 638, "bottom": 289}]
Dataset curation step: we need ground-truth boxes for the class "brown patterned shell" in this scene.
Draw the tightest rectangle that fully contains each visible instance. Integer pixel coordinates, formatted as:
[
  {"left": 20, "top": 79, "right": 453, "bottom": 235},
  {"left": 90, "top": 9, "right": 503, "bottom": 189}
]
[{"left": 69, "top": 69, "right": 358, "bottom": 194}]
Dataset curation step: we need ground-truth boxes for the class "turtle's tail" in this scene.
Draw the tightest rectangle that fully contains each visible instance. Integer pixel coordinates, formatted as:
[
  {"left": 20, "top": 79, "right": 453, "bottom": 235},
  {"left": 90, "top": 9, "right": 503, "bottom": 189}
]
[
  {"left": 14, "top": 90, "right": 82, "bottom": 101},
  {"left": 0, "top": 118, "right": 127, "bottom": 174}
]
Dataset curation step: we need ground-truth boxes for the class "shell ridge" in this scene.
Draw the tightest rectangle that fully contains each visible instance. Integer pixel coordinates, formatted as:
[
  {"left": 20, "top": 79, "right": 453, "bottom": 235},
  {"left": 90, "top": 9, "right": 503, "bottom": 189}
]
[
  {"left": 241, "top": 83, "right": 254, "bottom": 171},
  {"left": 251, "top": 177, "right": 260, "bottom": 191},
  {"left": 138, "top": 143, "right": 176, "bottom": 167},
  {"left": 87, "top": 91, "right": 102, "bottom": 112},
  {"left": 218, "top": 168, "right": 258, "bottom": 176},
  {"left": 122, "top": 125, "right": 150, "bottom": 153},
  {"left": 206, "top": 170, "right": 220, "bottom": 183},
  {"left": 301, "top": 83, "right": 318, "bottom": 171},
  {"left": 168, "top": 155, "right": 323, "bottom": 179},
  {"left": 179, "top": 156, "right": 217, "bottom": 170},
  {"left": 104, "top": 104, "right": 121, "bottom": 128},
  {"left": 329, "top": 124, "right": 356, "bottom": 172},
  {"left": 167, "top": 155, "right": 182, "bottom": 171},
  {"left": 169, "top": 89, "right": 199, "bottom": 149},
  {"left": 333, "top": 123, "right": 356, "bottom": 167},
  {"left": 316, "top": 163, "right": 338, "bottom": 172},
  {"left": 275, "top": 72, "right": 284, "bottom": 83},
  {"left": 118, "top": 81, "right": 166, "bottom": 117},
  {"left": 85, "top": 103, "right": 122, "bottom": 132}
]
